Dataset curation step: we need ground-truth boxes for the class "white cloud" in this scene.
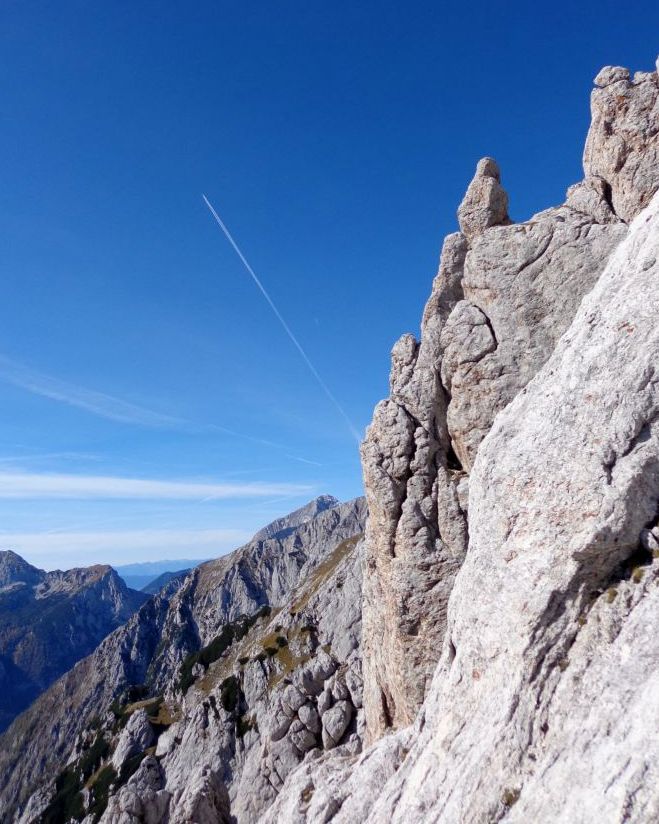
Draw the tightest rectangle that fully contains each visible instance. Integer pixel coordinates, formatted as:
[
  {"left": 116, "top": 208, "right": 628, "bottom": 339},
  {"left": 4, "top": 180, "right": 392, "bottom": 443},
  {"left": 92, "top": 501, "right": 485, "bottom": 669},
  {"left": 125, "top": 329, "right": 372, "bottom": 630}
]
[
  {"left": 0, "top": 471, "right": 313, "bottom": 500},
  {"left": 0, "top": 355, "right": 288, "bottom": 449},
  {"left": 0, "top": 528, "right": 253, "bottom": 569},
  {"left": 0, "top": 355, "right": 186, "bottom": 428}
]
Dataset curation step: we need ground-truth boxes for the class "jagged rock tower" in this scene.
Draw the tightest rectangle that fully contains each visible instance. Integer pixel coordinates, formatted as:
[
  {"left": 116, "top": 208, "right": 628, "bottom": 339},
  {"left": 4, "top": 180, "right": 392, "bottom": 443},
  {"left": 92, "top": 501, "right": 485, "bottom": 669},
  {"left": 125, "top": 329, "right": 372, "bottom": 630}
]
[{"left": 360, "top": 60, "right": 659, "bottom": 742}]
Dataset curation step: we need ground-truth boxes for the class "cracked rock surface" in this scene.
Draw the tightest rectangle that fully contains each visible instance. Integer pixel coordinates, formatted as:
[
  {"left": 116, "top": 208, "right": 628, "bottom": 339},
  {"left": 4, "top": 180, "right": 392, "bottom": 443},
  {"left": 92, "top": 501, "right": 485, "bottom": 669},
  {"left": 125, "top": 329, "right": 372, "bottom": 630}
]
[
  {"left": 584, "top": 62, "right": 659, "bottom": 221},
  {"left": 356, "top": 183, "right": 659, "bottom": 824},
  {"left": 267, "top": 60, "right": 659, "bottom": 824},
  {"left": 359, "top": 60, "right": 656, "bottom": 743}
]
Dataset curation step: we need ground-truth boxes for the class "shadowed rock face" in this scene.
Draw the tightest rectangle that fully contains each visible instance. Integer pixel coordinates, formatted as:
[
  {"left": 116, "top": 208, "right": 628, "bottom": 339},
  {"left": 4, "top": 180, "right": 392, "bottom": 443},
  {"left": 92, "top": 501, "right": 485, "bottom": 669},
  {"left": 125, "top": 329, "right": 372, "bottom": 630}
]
[
  {"left": 0, "top": 551, "right": 146, "bottom": 732},
  {"left": 360, "top": 61, "right": 658, "bottom": 743}
]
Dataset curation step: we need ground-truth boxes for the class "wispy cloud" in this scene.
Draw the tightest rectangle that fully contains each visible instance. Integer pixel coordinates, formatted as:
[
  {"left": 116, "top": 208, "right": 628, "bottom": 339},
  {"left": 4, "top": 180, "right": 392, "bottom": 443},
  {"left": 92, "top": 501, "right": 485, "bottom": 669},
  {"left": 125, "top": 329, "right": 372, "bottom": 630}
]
[
  {"left": 0, "top": 471, "right": 313, "bottom": 500},
  {"left": 0, "top": 355, "right": 287, "bottom": 449},
  {"left": 0, "top": 451, "right": 101, "bottom": 465},
  {"left": 0, "top": 528, "right": 254, "bottom": 570},
  {"left": 286, "top": 454, "right": 323, "bottom": 467},
  {"left": 0, "top": 355, "right": 187, "bottom": 428}
]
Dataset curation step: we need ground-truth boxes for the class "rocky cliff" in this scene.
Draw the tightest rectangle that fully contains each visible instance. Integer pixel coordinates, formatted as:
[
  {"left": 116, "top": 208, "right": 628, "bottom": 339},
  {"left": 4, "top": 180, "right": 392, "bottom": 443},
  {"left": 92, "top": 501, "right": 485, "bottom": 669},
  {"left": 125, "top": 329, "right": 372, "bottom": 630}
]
[
  {"left": 0, "top": 551, "right": 147, "bottom": 732},
  {"left": 360, "top": 58, "right": 658, "bottom": 741},
  {"left": 3, "top": 56, "right": 659, "bottom": 824},
  {"left": 259, "top": 58, "right": 659, "bottom": 822}
]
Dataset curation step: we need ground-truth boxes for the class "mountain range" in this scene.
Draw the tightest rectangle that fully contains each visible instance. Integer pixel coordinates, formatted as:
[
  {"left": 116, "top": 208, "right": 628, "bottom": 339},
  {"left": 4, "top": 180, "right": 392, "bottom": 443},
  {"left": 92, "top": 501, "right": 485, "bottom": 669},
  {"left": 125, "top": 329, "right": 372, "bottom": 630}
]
[
  {"left": 0, "top": 56, "right": 658, "bottom": 823},
  {"left": 0, "top": 551, "right": 146, "bottom": 733},
  {"left": 113, "top": 561, "right": 208, "bottom": 592}
]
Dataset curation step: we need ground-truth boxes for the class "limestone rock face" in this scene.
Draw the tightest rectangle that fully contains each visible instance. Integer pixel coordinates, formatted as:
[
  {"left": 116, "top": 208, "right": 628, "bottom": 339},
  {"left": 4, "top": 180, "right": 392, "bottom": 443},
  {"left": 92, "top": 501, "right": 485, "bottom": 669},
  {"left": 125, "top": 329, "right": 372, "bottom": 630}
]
[
  {"left": 111, "top": 709, "right": 155, "bottom": 772},
  {"left": 355, "top": 185, "right": 659, "bottom": 824},
  {"left": 360, "top": 119, "right": 631, "bottom": 742},
  {"left": 360, "top": 229, "right": 471, "bottom": 740},
  {"left": 446, "top": 207, "right": 626, "bottom": 469},
  {"left": 102, "top": 756, "right": 171, "bottom": 824},
  {"left": 457, "top": 157, "right": 511, "bottom": 241},
  {"left": 260, "top": 727, "right": 413, "bottom": 824},
  {"left": 584, "top": 64, "right": 659, "bottom": 221}
]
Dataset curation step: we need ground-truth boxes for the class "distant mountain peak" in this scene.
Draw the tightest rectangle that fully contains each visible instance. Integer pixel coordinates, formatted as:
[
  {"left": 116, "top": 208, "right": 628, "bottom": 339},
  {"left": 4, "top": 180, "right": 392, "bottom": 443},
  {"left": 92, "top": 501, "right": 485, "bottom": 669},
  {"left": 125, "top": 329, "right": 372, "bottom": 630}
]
[
  {"left": 0, "top": 549, "right": 43, "bottom": 588},
  {"left": 252, "top": 494, "right": 340, "bottom": 542}
]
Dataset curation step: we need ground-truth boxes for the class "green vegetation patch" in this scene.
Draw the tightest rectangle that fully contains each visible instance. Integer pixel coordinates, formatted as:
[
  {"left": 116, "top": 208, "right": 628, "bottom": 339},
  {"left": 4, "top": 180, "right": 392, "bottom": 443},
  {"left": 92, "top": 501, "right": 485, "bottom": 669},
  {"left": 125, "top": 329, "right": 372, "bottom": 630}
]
[
  {"left": 42, "top": 730, "right": 110, "bottom": 823},
  {"left": 42, "top": 767, "right": 85, "bottom": 823},
  {"left": 502, "top": 787, "right": 521, "bottom": 807},
  {"left": 178, "top": 605, "right": 271, "bottom": 693},
  {"left": 236, "top": 714, "right": 257, "bottom": 738},
  {"left": 219, "top": 675, "right": 241, "bottom": 713},
  {"left": 86, "top": 765, "right": 117, "bottom": 821},
  {"left": 78, "top": 731, "right": 110, "bottom": 778}
]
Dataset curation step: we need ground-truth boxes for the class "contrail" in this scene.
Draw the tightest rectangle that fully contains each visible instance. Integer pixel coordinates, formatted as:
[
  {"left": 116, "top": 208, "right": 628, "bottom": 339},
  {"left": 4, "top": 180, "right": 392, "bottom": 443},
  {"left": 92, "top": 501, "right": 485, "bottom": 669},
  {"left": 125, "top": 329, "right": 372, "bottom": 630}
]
[{"left": 202, "top": 194, "right": 362, "bottom": 444}]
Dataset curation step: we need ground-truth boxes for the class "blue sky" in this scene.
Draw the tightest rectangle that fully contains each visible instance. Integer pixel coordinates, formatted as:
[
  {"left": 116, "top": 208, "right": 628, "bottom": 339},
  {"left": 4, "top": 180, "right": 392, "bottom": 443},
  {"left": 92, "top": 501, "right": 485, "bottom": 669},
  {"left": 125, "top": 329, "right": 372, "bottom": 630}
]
[{"left": 1, "top": 2, "right": 658, "bottom": 569}]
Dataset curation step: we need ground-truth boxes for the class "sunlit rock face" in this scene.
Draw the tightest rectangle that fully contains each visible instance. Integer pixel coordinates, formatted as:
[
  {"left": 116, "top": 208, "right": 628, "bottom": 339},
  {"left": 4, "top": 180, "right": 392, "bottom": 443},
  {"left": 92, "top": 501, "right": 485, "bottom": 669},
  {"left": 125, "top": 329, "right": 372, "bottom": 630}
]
[{"left": 359, "top": 61, "right": 656, "bottom": 745}]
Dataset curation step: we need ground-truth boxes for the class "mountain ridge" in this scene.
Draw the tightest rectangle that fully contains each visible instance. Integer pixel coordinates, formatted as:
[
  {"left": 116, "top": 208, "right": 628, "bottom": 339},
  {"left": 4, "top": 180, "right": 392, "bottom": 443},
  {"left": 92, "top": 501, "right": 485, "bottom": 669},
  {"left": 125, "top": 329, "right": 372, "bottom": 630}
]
[
  {"left": 0, "top": 495, "right": 366, "bottom": 820},
  {"left": 0, "top": 551, "right": 147, "bottom": 733},
  {"left": 2, "top": 57, "right": 659, "bottom": 824}
]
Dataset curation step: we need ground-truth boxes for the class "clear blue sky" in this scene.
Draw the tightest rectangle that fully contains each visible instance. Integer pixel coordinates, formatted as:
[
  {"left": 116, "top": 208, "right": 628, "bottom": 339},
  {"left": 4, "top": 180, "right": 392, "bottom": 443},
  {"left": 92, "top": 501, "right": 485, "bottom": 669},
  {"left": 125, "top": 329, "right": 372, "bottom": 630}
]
[{"left": 1, "top": 1, "right": 658, "bottom": 569}]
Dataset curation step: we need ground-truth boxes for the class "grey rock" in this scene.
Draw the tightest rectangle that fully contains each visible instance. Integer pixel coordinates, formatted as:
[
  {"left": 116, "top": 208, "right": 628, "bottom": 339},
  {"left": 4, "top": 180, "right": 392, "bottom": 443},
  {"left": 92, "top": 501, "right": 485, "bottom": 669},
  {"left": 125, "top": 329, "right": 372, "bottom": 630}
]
[
  {"left": 344, "top": 665, "right": 363, "bottom": 709},
  {"left": 321, "top": 700, "right": 353, "bottom": 749},
  {"left": 330, "top": 676, "right": 349, "bottom": 702},
  {"left": 565, "top": 176, "right": 618, "bottom": 223},
  {"left": 298, "top": 703, "right": 320, "bottom": 734},
  {"left": 270, "top": 711, "right": 293, "bottom": 742},
  {"left": 640, "top": 528, "right": 659, "bottom": 552},
  {"left": 295, "top": 650, "right": 337, "bottom": 697},
  {"left": 593, "top": 65, "right": 631, "bottom": 87},
  {"left": 584, "top": 62, "right": 659, "bottom": 220},
  {"left": 252, "top": 495, "right": 340, "bottom": 542},
  {"left": 282, "top": 684, "right": 306, "bottom": 714},
  {"left": 457, "top": 157, "right": 511, "bottom": 241},
  {"left": 447, "top": 205, "right": 625, "bottom": 470},
  {"left": 111, "top": 709, "right": 154, "bottom": 771},
  {"left": 260, "top": 728, "right": 412, "bottom": 824},
  {"left": 167, "top": 768, "right": 230, "bottom": 824},
  {"left": 101, "top": 756, "right": 169, "bottom": 824},
  {"left": 289, "top": 723, "right": 317, "bottom": 754},
  {"left": 317, "top": 688, "right": 332, "bottom": 716}
]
